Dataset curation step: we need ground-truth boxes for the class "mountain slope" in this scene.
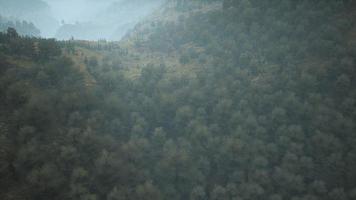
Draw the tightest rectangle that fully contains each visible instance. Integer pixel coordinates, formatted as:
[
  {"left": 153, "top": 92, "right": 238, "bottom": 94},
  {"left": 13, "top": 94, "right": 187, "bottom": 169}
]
[
  {"left": 55, "top": 0, "right": 164, "bottom": 41},
  {"left": 0, "top": 0, "right": 58, "bottom": 37},
  {"left": 1, "top": 1, "right": 356, "bottom": 200}
]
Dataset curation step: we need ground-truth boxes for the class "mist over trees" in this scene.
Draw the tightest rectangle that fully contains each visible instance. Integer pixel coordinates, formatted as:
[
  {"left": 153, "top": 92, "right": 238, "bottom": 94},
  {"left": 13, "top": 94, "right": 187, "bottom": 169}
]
[
  {"left": 1, "top": 0, "right": 356, "bottom": 200},
  {"left": 0, "top": 0, "right": 58, "bottom": 37},
  {"left": 0, "top": 0, "right": 165, "bottom": 40},
  {"left": 54, "top": 0, "right": 164, "bottom": 40},
  {"left": 0, "top": 16, "right": 40, "bottom": 37}
]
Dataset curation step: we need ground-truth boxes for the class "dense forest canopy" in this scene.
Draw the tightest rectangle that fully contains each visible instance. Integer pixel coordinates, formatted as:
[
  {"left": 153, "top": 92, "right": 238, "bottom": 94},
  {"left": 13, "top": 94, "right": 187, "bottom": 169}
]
[{"left": 1, "top": 0, "right": 356, "bottom": 200}]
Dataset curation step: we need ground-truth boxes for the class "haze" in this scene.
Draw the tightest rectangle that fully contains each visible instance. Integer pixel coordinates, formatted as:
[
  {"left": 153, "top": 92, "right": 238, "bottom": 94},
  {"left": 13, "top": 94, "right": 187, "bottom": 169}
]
[
  {"left": 44, "top": 0, "right": 116, "bottom": 23},
  {"left": 0, "top": 0, "right": 164, "bottom": 40}
]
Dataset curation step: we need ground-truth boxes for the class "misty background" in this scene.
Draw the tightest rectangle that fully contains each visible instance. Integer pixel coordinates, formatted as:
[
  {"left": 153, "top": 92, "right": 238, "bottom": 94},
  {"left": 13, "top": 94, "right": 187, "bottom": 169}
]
[{"left": 0, "top": 0, "right": 164, "bottom": 40}]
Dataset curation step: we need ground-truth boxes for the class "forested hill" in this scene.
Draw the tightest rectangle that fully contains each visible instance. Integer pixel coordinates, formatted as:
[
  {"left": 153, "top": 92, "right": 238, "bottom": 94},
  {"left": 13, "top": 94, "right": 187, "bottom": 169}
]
[
  {"left": 1, "top": 0, "right": 356, "bottom": 200},
  {"left": 0, "top": 16, "right": 40, "bottom": 37}
]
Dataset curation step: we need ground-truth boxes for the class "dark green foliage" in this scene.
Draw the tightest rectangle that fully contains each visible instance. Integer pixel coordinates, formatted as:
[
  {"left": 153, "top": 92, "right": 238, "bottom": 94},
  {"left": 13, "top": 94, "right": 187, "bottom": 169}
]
[
  {"left": 0, "top": 28, "right": 61, "bottom": 60},
  {"left": 1, "top": 0, "right": 356, "bottom": 200}
]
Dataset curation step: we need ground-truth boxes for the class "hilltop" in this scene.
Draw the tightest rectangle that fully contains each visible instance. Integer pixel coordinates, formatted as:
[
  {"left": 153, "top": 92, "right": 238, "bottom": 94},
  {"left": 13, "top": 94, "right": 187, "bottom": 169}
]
[{"left": 0, "top": 15, "right": 41, "bottom": 37}]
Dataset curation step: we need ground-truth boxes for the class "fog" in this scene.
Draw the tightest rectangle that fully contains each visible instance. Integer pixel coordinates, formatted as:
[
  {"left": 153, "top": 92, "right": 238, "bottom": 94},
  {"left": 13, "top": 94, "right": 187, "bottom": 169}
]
[
  {"left": 0, "top": 0, "right": 164, "bottom": 40},
  {"left": 44, "top": 0, "right": 116, "bottom": 23}
]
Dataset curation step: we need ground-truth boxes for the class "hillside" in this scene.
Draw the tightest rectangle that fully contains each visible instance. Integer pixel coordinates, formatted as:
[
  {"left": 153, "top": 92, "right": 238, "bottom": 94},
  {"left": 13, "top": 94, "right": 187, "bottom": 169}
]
[
  {"left": 1, "top": 0, "right": 356, "bottom": 200},
  {"left": 0, "top": 0, "right": 58, "bottom": 37}
]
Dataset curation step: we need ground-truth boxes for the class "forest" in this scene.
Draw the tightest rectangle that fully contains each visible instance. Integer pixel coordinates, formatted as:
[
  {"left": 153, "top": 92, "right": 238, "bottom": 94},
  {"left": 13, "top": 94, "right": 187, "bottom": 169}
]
[{"left": 1, "top": 0, "right": 356, "bottom": 200}]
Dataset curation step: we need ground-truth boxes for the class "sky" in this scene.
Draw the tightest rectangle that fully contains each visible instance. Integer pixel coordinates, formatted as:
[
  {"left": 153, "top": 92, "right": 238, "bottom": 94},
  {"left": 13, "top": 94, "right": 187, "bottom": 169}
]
[
  {"left": 0, "top": 0, "right": 164, "bottom": 40},
  {"left": 44, "top": 0, "right": 163, "bottom": 40},
  {"left": 43, "top": 0, "right": 118, "bottom": 23}
]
